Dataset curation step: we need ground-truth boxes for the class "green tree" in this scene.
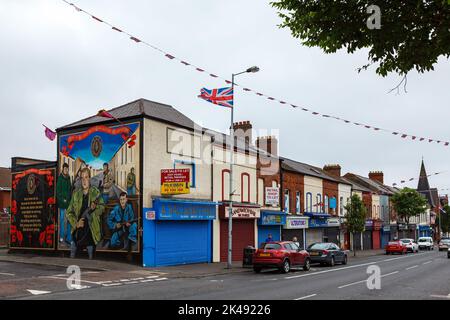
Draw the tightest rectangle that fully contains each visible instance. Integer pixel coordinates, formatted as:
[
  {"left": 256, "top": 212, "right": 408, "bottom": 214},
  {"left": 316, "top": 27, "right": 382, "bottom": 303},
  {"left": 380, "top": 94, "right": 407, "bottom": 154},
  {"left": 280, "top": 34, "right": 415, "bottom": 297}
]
[
  {"left": 436, "top": 205, "right": 449, "bottom": 236},
  {"left": 271, "top": 1, "right": 450, "bottom": 77},
  {"left": 391, "top": 188, "right": 428, "bottom": 225},
  {"left": 344, "top": 194, "right": 366, "bottom": 256}
]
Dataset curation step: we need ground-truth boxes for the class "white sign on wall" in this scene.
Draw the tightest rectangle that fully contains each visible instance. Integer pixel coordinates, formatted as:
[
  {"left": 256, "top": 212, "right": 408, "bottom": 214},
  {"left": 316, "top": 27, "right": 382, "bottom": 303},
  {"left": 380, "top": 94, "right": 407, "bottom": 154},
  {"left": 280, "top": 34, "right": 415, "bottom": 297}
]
[{"left": 265, "top": 187, "right": 280, "bottom": 206}]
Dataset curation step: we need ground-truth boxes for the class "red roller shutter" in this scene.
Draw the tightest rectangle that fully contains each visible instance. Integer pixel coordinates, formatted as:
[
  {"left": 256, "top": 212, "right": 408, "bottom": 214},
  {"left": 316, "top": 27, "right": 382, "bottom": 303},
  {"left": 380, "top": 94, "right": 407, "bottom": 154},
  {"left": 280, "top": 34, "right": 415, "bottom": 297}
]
[
  {"left": 372, "top": 230, "right": 381, "bottom": 250},
  {"left": 220, "top": 220, "right": 255, "bottom": 262}
]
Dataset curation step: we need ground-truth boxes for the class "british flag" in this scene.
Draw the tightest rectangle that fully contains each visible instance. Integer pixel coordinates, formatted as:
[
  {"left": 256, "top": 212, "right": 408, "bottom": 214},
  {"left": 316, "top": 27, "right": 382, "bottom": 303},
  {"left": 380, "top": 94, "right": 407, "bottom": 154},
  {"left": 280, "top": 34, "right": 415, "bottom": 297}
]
[{"left": 198, "top": 87, "right": 234, "bottom": 108}]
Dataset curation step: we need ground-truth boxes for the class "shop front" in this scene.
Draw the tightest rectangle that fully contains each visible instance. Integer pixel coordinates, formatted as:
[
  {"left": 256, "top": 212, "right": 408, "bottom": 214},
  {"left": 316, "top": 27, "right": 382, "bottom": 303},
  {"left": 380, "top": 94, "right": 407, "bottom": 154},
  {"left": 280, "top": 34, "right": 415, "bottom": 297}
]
[
  {"left": 258, "top": 210, "right": 287, "bottom": 248},
  {"left": 304, "top": 213, "right": 331, "bottom": 247},
  {"left": 363, "top": 220, "right": 374, "bottom": 250},
  {"left": 398, "top": 223, "right": 416, "bottom": 240},
  {"left": 219, "top": 203, "right": 260, "bottom": 262},
  {"left": 369, "top": 220, "right": 382, "bottom": 250},
  {"left": 381, "top": 225, "right": 392, "bottom": 249},
  {"left": 419, "top": 225, "right": 432, "bottom": 238},
  {"left": 281, "top": 216, "right": 309, "bottom": 249},
  {"left": 143, "top": 198, "right": 217, "bottom": 267}
]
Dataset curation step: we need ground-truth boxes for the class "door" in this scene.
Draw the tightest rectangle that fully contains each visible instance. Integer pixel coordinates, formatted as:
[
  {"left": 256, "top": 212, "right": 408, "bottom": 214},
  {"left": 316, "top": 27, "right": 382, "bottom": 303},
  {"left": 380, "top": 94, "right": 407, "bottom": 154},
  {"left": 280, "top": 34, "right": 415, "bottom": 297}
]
[
  {"left": 220, "top": 219, "right": 255, "bottom": 262},
  {"left": 330, "top": 243, "right": 344, "bottom": 262},
  {"left": 289, "top": 242, "right": 303, "bottom": 266}
]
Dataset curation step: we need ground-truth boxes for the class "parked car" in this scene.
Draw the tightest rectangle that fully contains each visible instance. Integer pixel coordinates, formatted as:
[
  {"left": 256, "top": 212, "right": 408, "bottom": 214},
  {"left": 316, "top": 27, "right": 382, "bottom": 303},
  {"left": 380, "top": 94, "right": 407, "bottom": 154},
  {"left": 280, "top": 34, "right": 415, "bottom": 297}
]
[
  {"left": 253, "top": 241, "right": 311, "bottom": 273},
  {"left": 385, "top": 240, "right": 407, "bottom": 255},
  {"left": 418, "top": 237, "right": 434, "bottom": 250},
  {"left": 438, "top": 238, "right": 450, "bottom": 251},
  {"left": 400, "top": 238, "right": 419, "bottom": 253},
  {"left": 306, "top": 242, "right": 348, "bottom": 267}
]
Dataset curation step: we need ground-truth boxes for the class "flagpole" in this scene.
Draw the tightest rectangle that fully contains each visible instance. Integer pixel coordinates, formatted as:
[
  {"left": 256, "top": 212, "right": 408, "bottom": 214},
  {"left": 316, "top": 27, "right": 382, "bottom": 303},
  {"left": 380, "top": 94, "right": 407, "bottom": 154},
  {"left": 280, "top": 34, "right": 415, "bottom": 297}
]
[{"left": 227, "top": 74, "right": 235, "bottom": 270}]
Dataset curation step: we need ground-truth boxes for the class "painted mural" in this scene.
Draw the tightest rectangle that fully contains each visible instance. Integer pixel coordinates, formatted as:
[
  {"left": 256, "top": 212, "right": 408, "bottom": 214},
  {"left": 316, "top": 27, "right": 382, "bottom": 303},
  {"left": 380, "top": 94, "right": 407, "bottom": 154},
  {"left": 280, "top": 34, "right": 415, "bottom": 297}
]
[
  {"left": 57, "top": 122, "right": 141, "bottom": 253},
  {"left": 10, "top": 168, "right": 56, "bottom": 250}
]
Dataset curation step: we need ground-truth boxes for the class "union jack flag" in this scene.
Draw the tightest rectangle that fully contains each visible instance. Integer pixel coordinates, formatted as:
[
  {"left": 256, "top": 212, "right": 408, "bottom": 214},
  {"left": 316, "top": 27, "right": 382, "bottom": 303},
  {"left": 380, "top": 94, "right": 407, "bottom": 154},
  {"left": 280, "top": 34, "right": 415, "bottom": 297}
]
[{"left": 198, "top": 87, "right": 234, "bottom": 108}]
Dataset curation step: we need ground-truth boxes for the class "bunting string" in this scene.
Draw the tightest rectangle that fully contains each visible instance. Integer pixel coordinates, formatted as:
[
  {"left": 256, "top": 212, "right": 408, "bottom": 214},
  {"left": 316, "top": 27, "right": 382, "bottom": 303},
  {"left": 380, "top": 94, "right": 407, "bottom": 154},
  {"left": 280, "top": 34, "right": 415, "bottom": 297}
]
[
  {"left": 61, "top": 0, "right": 450, "bottom": 147},
  {"left": 391, "top": 171, "right": 448, "bottom": 187}
]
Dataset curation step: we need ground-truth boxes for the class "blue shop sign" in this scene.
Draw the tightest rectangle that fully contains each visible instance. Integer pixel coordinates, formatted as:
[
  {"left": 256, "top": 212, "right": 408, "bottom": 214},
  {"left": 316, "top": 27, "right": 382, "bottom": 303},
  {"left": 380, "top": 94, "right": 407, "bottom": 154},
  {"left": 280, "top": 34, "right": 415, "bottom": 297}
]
[
  {"left": 153, "top": 198, "right": 217, "bottom": 220},
  {"left": 419, "top": 225, "right": 432, "bottom": 231},
  {"left": 309, "top": 218, "right": 329, "bottom": 228},
  {"left": 259, "top": 211, "right": 287, "bottom": 226}
]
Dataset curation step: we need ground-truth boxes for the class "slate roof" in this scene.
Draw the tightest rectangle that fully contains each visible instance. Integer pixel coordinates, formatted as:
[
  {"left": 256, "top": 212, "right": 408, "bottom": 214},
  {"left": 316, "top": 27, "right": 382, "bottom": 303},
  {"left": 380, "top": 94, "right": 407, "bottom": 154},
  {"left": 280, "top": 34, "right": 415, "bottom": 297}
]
[{"left": 343, "top": 173, "right": 394, "bottom": 195}]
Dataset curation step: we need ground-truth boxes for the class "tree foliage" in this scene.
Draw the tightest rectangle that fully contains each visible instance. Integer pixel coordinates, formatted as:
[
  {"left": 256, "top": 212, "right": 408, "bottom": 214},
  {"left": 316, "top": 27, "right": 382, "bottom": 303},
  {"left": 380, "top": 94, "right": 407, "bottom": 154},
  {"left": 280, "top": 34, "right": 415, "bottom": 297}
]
[
  {"left": 344, "top": 194, "right": 366, "bottom": 234},
  {"left": 391, "top": 187, "right": 428, "bottom": 224},
  {"left": 271, "top": 0, "right": 450, "bottom": 76},
  {"left": 436, "top": 204, "right": 450, "bottom": 234}
]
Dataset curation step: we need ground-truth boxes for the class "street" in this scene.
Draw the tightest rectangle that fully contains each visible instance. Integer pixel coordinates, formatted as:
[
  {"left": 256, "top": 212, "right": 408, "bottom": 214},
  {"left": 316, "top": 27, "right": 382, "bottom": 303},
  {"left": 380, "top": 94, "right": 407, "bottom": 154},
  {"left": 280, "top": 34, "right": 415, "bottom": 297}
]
[{"left": 1, "top": 250, "right": 449, "bottom": 300}]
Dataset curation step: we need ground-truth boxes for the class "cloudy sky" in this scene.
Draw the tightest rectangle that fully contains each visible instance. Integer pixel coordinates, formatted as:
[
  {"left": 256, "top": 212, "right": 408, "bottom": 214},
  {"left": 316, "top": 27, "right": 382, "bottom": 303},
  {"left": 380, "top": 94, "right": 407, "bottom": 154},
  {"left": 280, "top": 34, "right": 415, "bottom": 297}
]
[{"left": 1, "top": 0, "right": 449, "bottom": 191}]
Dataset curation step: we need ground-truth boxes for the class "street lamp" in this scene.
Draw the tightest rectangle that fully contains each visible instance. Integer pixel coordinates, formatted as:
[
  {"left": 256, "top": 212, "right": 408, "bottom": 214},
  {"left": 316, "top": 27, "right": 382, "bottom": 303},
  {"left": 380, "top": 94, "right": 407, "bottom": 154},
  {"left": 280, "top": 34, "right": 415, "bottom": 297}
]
[{"left": 227, "top": 66, "right": 260, "bottom": 269}]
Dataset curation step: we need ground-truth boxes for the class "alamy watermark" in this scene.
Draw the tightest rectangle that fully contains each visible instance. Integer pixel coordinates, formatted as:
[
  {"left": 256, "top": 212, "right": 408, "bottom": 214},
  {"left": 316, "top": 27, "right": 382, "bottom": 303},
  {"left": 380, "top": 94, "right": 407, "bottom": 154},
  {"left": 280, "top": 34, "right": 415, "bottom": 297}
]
[
  {"left": 366, "top": 265, "right": 381, "bottom": 290},
  {"left": 367, "top": 5, "right": 382, "bottom": 30}
]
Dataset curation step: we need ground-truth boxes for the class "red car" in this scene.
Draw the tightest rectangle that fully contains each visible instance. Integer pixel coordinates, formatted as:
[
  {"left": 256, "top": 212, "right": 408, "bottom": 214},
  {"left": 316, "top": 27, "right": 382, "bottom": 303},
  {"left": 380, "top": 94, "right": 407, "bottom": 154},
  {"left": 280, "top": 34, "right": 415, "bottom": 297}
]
[
  {"left": 385, "top": 240, "right": 407, "bottom": 255},
  {"left": 253, "top": 241, "right": 311, "bottom": 273}
]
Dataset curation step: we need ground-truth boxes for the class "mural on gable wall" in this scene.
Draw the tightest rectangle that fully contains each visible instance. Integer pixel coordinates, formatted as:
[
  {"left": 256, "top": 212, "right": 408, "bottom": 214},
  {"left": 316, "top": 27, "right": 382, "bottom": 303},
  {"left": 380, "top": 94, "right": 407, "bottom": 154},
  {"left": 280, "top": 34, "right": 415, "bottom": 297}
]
[{"left": 57, "top": 122, "right": 141, "bottom": 253}]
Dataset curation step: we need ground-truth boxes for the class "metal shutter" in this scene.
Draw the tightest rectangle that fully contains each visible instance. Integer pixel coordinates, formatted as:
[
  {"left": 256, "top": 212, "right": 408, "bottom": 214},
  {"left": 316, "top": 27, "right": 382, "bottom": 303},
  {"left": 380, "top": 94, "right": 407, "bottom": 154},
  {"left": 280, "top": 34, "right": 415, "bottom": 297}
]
[{"left": 220, "top": 220, "right": 255, "bottom": 262}]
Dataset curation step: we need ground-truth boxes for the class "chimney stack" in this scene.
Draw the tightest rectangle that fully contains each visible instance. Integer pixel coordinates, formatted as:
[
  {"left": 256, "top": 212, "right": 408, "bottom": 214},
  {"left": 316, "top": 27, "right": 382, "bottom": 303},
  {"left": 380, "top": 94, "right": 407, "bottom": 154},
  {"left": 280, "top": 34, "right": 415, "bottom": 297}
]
[
  {"left": 323, "top": 164, "right": 342, "bottom": 178},
  {"left": 256, "top": 136, "right": 278, "bottom": 157},
  {"left": 369, "top": 171, "right": 384, "bottom": 184}
]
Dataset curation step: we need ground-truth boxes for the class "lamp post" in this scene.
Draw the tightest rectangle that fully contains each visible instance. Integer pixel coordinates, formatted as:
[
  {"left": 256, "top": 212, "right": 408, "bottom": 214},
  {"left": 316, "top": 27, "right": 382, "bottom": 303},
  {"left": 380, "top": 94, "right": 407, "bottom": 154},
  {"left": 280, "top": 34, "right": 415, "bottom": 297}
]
[{"left": 227, "top": 66, "right": 259, "bottom": 269}]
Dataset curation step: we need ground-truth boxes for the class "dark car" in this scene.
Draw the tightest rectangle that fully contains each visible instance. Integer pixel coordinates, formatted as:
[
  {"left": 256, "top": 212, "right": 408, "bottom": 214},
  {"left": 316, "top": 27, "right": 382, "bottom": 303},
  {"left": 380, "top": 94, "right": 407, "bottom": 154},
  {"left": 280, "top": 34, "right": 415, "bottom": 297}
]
[
  {"left": 307, "top": 242, "right": 347, "bottom": 267},
  {"left": 253, "top": 241, "right": 311, "bottom": 273}
]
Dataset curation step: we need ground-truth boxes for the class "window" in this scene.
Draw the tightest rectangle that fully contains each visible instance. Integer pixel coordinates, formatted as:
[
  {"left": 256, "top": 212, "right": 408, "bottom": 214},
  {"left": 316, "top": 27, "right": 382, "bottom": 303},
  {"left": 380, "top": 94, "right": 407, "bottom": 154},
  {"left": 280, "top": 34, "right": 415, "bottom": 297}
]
[
  {"left": 324, "top": 195, "right": 329, "bottom": 214},
  {"left": 316, "top": 194, "right": 322, "bottom": 213},
  {"left": 296, "top": 192, "right": 301, "bottom": 214},
  {"left": 284, "top": 189, "right": 290, "bottom": 214},
  {"left": 258, "top": 178, "right": 264, "bottom": 206},
  {"left": 241, "top": 173, "right": 250, "bottom": 203},
  {"left": 174, "top": 160, "right": 196, "bottom": 188},
  {"left": 340, "top": 197, "right": 344, "bottom": 216},
  {"left": 306, "top": 193, "right": 313, "bottom": 212},
  {"left": 272, "top": 180, "right": 278, "bottom": 188},
  {"left": 222, "top": 169, "right": 230, "bottom": 201}
]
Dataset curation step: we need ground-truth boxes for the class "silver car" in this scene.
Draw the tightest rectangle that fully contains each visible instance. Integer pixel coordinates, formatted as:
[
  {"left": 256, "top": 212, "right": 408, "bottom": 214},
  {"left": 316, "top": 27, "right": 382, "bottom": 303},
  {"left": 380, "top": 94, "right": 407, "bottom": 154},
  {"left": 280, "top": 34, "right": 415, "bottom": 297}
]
[{"left": 400, "top": 238, "right": 419, "bottom": 253}]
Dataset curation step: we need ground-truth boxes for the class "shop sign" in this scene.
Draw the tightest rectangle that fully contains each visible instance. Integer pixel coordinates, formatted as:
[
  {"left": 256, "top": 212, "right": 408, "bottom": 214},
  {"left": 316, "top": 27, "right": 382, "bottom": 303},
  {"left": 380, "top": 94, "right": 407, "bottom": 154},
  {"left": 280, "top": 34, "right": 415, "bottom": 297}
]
[
  {"left": 161, "top": 169, "right": 190, "bottom": 195},
  {"left": 327, "top": 218, "right": 340, "bottom": 227},
  {"left": 224, "top": 206, "right": 260, "bottom": 219},
  {"left": 383, "top": 226, "right": 391, "bottom": 232},
  {"left": 309, "top": 218, "right": 329, "bottom": 228},
  {"left": 397, "top": 223, "right": 407, "bottom": 231},
  {"left": 265, "top": 187, "right": 279, "bottom": 206},
  {"left": 284, "top": 217, "right": 309, "bottom": 229},
  {"left": 261, "top": 213, "right": 286, "bottom": 226},
  {"left": 157, "top": 201, "right": 216, "bottom": 220}
]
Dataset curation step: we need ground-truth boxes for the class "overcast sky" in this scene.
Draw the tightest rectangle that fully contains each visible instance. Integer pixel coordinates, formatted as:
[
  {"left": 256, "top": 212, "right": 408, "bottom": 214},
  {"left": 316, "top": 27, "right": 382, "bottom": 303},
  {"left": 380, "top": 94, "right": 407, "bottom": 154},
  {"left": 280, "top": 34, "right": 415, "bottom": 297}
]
[{"left": 1, "top": 0, "right": 449, "bottom": 191}]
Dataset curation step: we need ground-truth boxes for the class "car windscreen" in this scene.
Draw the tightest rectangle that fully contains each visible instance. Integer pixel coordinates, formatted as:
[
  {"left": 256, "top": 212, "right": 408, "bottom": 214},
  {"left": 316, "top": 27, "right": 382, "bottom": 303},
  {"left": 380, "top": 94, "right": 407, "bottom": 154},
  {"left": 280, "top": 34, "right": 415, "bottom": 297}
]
[
  {"left": 308, "top": 243, "right": 329, "bottom": 250},
  {"left": 400, "top": 240, "right": 411, "bottom": 244},
  {"left": 418, "top": 239, "right": 428, "bottom": 242},
  {"left": 440, "top": 240, "right": 450, "bottom": 244},
  {"left": 388, "top": 241, "right": 400, "bottom": 245},
  {"left": 261, "top": 243, "right": 282, "bottom": 250}
]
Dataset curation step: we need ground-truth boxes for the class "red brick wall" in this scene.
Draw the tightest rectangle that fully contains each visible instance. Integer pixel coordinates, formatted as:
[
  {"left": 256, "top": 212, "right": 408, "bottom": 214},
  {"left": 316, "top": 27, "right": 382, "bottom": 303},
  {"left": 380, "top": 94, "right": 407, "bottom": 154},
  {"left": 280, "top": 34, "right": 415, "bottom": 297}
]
[
  {"left": 257, "top": 156, "right": 280, "bottom": 206},
  {"left": 281, "top": 170, "right": 304, "bottom": 214},
  {"left": 363, "top": 193, "right": 373, "bottom": 219},
  {"left": 323, "top": 180, "right": 339, "bottom": 216}
]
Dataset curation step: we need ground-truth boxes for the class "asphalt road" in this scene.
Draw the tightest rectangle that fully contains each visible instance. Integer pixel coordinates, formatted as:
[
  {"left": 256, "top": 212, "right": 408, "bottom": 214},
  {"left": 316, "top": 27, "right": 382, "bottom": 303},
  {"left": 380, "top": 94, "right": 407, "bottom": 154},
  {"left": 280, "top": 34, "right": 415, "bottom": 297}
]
[{"left": 5, "top": 249, "right": 448, "bottom": 300}]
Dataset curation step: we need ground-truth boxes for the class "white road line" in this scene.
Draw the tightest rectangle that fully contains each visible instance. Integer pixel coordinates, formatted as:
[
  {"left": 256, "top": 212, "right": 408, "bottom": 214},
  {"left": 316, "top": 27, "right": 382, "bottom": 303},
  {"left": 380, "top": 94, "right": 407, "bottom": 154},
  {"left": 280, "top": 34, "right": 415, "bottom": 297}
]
[
  {"left": 423, "top": 261, "right": 433, "bottom": 265},
  {"left": 430, "top": 294, "right": 450, "bottom": 299},
  {"left": 0, "top": 273, "right": 15, "bottom": 276},
  {"left": 338, "top": 271, "right": 399, "bottom": 289},
  {"left": 285, "top": 253, "right": 427, "bottom": 280},
  {"left": 406, "top": 265, "right": 419, "bottom": 270},
  {"left": 145, "top": 276, "right": 160, "bottom": 279},
  {"left": 27, "top": 289, "right": 51, "bottom": 296},
  {"left": 139, "top": 279, "right": 154, "bottom": 283},
  {"left": 102, "top": 283, "right": 123, "bottom": 287},
  {"left": 155, "top": 277, "right": 168, "bottom": 281},
  {"left": 38, "top": 276, "right": 102, "bottom": 285},
  {"left": 294, "top": 294, "right": 317, "bottom": 300}
]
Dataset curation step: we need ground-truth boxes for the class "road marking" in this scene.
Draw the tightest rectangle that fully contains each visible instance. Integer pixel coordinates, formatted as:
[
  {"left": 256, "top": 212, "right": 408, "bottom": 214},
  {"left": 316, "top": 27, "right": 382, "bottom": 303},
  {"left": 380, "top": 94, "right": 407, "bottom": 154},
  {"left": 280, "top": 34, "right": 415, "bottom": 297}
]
[
  {"left": 430, "top": 294, "right": 450, "bottom": 300},
  {"left": 139, "top": 279, "right": 155, "bottom": 283},
  {"left": 338, "top": 271, "right": 399, "bottom": 289},
  {"left": 38, "top": 276, "right": 102, "bottom": 285},
  {"left": 406, "top": 265, "right": 419, "bottom": 270},
  {"left": 155, "top": 277, "right": 168, "bottom": 281},
  {"left": 423, "top": 261, "right": 433, "bottom": 265},
  {"left": 285, "top": 253, "right": 427, "bottom": 280},
  {"left": 102, "top": 283, "right": 123, "bottom": 287},
  {"left": 0, "top": 273, "right": 15, "bottom": 277},
  {"left": 146, "top": 276, "right": 160, "bottom": 279},
  {"left": 27, "top": 289, "right": 51, "bottom": 296},
  {"left": 294, "top": 294, "right": 317, "bottom": 300}
]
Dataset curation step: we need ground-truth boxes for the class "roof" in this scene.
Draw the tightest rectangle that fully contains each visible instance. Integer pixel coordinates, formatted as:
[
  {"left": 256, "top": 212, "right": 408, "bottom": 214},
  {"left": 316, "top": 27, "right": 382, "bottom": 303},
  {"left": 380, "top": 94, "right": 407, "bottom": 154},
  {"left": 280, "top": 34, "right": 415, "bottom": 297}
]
[
  {"left": 417, "top": 160, "right": 431, "bottom": 191},
  {"left": 280, "top": 157, "right": 350, "bottom": 185},
  {"left": 0, "top": 167, "right": 11, "bottom": 189},
  {"left": 339, "top": 177, "right": 372, "bottom": 193},
  {"left": 344, "top": 173, "right": 394, "bottom": 195},
  {"left": 58, "top": 98, "right": 197, "bottom": 131}
]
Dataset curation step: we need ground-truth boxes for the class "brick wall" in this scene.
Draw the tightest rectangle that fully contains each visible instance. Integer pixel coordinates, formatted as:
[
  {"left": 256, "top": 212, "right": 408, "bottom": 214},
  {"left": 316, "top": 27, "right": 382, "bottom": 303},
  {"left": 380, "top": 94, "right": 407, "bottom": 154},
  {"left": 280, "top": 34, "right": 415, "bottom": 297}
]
[{"left": 281, "top": 170, "right": 304, "bottom": 214}]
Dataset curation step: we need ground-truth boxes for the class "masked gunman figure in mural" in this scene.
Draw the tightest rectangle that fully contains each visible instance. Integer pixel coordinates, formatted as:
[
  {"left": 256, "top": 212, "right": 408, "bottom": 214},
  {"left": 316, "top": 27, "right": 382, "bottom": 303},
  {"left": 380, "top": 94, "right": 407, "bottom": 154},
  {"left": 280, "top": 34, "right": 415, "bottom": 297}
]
[
  {"left": 127, "top": 168, "right": 136, "bottom": 196},
  {"left": 67, "top": 168, "right": 105, "bottom": 259},
  {"left": 101, "top": 163, "right": 114, "bottom": 204},
  {"left": 107, "top": 192, "right": 137, "bottom": 251},
  {"left": 57, "top": 163, "right": 72, "bottom": 245}
]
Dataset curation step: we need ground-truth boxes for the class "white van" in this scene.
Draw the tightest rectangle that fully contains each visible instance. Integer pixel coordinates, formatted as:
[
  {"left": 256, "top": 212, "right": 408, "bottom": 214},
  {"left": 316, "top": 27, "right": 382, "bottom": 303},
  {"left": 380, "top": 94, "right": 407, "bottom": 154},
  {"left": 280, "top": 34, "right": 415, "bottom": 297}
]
[{"left": 418, "top": 237, "right": 434, "bottom": 250}]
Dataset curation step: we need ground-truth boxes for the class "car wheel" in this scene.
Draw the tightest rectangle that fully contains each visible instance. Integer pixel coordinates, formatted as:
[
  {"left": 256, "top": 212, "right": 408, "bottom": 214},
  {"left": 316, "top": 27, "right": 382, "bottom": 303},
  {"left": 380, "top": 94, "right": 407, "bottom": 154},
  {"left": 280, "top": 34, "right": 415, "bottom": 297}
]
[
  {"left": 303, "top": 258, "right": 311, "bottom": 271},
  {"left": 280, "top": 259, "right": 290, "bottom": 274},
  {"left": 342, "top": 255, "right": 348, "bottom": 265},
  {"left": 253, "top": 267, "right": 262, "bottom": 273},
  {"left": 329, "top": 256, "right": 335, "bottom": 267},
  {"left": 386, "top": 252, "right": 390, "bottom": 255}
]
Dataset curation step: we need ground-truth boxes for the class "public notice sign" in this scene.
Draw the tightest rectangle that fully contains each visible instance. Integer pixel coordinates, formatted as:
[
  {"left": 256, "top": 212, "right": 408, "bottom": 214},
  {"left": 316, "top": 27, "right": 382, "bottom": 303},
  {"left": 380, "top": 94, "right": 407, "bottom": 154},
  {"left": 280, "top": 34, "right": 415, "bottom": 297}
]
[
  {"left": 265, "top": 187, "right": 279, "bottom": 206},
  {"left": 10, "top": 168, "right": 56, "bottom": 250},
  {"left": 161, "top": 169, "right": 190, "bottom": 195}
]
